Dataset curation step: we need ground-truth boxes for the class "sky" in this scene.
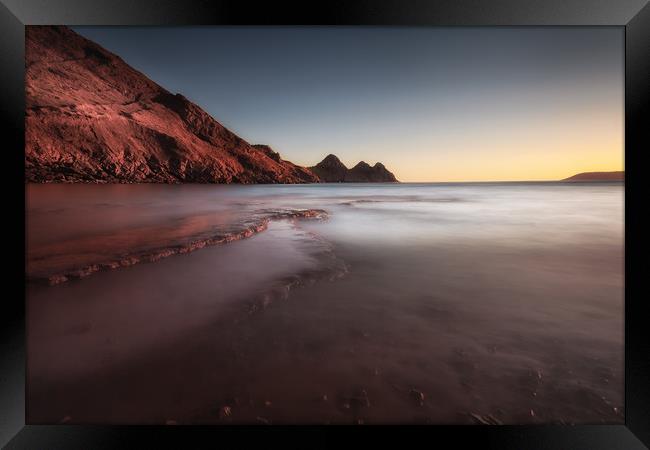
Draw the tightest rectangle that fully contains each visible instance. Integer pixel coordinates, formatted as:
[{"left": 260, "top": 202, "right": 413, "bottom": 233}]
[{"left": 73, "top": 26, "right": 624, "bottom": 182}]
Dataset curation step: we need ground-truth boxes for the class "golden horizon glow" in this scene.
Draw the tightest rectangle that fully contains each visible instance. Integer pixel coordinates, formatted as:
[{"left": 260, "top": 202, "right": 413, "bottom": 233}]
[
  {"left": 322, "top": 96, "right": 624, "bottom": 183},
  {"left": 387, "top": 145, "right": 624, "bottom": 183},
  {"left": 320, "top": 141, "right": 624, "bottom": 183}
]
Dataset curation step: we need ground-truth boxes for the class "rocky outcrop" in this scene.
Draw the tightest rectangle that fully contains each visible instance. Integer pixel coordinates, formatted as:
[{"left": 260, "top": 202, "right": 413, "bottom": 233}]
[
  {"left": 347, "top": 161, "right": 398, "bottom": 182},
  {"left": 25, "top": 26, "right": 319, "bottom": 184},
  {"left": 310, "top": 154, "right": 349, "bottom": 182},
  {"left": 310, "top": 154, "right": 398, "bottom": 183},
  {"left": 562, "top": 171, "right": 624, "bottom": 182}
]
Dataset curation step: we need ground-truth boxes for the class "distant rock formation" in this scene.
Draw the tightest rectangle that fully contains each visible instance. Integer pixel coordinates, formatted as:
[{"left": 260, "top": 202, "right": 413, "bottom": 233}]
[
  {"left": 25, "top": 26, "right": 319, "bottom": 183},
  {"left": 562, "top": 171, "right": 624, "bottom": 182},
  {"left": 310, "top": 154, "right": 398, "bottom": 183},
  {"left": 310, "top": 154, "right": 349, "bottom": 182}
]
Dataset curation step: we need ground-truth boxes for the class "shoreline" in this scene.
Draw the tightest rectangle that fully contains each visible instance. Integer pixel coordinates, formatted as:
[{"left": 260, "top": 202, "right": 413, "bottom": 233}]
[{"left": 28, "top": 208, "right": 329, "bottom": 286}]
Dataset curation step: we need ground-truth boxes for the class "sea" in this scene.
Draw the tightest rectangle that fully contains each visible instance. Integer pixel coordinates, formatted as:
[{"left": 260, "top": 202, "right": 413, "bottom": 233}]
[{"left": 26, "top": 182, "right": 624, "bottom": 424}]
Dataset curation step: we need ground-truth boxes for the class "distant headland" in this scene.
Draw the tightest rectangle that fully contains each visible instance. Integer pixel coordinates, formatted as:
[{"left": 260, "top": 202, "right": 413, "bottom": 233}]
[{"left": 562, "top": 171, "right": 624, "bottom": 182}]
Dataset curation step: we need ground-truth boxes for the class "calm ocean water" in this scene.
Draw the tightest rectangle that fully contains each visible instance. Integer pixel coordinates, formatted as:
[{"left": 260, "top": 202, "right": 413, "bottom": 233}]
[{"left": 26, "top": 182, "right": 624, "bottom": 424}]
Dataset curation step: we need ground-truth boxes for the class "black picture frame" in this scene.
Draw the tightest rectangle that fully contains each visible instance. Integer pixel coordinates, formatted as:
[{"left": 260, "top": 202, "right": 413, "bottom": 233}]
[{"left": 1, "top": 0, "right": 648, "bottom": 448}]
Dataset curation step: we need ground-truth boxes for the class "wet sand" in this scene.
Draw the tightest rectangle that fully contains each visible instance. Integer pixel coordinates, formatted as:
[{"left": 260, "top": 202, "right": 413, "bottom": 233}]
[{"left": 26, "top": 183, "right": 624, "bottom": 424}]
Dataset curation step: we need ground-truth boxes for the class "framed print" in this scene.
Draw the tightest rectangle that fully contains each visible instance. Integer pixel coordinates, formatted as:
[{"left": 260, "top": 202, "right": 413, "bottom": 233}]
[{"left": 1, "top": 0, "right": 648, "bottom": 448}]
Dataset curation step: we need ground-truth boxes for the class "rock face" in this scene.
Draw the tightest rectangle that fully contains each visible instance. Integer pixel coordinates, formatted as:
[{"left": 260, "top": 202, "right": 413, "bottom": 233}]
[
  {"left": 562, "top": 171, "right": 624, "bottom": 182},
  {"left": 25, "top": 26, "right": 319, "bottom": 183},
  {"left": 310, "top": 154, "right": 349, "bottom": 182},
  {"left": 310, "top": 154, "right": 398, "bottom": 183}
]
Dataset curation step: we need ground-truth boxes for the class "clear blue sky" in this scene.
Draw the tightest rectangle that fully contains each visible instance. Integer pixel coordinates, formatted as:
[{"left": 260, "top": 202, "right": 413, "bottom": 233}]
[{"left": 73, "top": 26, "right": 623, "bottom": 181}]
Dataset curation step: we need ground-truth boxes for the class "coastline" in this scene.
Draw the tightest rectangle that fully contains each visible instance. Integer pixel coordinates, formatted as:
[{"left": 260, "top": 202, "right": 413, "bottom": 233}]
[{"left": 27, "top": 208, "right": 329, "bottom": 285}]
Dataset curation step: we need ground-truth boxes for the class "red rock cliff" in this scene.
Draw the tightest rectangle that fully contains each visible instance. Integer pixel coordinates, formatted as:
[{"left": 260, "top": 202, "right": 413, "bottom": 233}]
[{"left": 25, "top": 26, "right": 319, "bottom": 183}]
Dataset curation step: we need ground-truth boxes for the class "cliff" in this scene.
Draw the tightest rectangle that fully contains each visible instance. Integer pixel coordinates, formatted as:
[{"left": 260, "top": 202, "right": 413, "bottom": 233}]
[{"left": 25, "top": 26, "right": 319, "bottom": 184}]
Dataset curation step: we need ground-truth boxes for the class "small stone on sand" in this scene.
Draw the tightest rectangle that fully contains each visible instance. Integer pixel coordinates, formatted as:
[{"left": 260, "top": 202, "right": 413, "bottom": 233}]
[
  {"left": 410, "top": 389, "right": 425, "bottom": 406},
  {"left": 219, "top": 406, "right": 232, "bottom": 419}
]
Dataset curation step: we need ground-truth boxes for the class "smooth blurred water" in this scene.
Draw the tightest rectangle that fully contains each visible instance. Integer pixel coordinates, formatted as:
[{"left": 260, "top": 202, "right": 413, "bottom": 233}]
[{"left": 26, "top": 182, "right": 624, "bottom": 424}]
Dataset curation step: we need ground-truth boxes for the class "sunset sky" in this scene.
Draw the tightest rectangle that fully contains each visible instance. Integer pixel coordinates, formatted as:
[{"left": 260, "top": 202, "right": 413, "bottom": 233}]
[{"left": 74, "top": 27, "right": 624, "bottom": 182}]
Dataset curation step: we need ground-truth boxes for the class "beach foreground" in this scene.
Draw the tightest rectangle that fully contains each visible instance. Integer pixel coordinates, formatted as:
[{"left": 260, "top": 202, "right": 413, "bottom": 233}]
[{"left": 26, "top": 182, "right": 624, "bottom": 424}]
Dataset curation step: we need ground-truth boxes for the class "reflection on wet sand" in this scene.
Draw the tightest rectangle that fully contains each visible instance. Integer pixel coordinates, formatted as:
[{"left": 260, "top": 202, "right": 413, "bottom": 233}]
[{"left": 28, "top": 207, "right": 327, "bottom": 284}]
